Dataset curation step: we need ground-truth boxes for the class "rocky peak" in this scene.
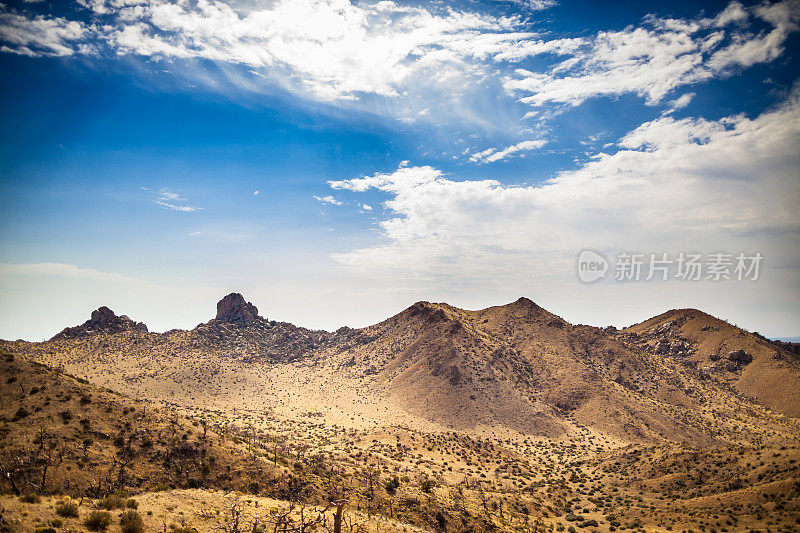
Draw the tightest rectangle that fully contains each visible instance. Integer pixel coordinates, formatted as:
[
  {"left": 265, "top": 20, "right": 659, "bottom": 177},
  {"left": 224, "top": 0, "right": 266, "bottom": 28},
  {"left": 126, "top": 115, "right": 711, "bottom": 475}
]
[
  {"left": 215, "top": 293, "right": 261, "bottom": 326},
  {"left": 51, "top": 306, "right": 148, "bottom": 340},
  {"left": 91, "top": 306, "right": 116, "bottom": 322}
]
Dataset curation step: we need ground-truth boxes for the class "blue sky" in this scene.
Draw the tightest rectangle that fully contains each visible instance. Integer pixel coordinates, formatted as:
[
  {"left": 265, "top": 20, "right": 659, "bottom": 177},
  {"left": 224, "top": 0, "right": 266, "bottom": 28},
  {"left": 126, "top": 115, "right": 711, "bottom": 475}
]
[{"left": 0, "top": 0, "right": 798, "bottom": 340}]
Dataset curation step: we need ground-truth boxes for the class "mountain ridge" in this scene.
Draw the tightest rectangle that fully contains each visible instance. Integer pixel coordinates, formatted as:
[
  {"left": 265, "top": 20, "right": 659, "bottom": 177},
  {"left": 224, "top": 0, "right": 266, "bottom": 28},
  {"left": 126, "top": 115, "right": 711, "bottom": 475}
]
[{"left": 4, "top": 294, "right": 798, "bottom": 446}]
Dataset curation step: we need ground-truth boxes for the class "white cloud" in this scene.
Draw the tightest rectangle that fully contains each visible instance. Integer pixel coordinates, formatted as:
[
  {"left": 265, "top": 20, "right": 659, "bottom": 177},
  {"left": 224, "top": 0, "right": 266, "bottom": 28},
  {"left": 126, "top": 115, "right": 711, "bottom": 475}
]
[
  {"left": 328, "top": 92, "right": 800, "bottom": 281},
  {"left": 253, "top": 190, "right": 260, "bottom": 195},
  {"left": 504, "top": 1, "right": 800, "bottom": 109},
  {"left": 0, "top": 0, "right": 522, "bottom": 101},
  {"left": 154, "top": 201, "right": 201, "bottom": 212},
  {"left": 0, "top": 10, "right": 89, "bottom": 57},
  {"left": 503, "top": 0, "right": 557, "bottom": 11},
  {"left": 0, "top": 0, "right": 795, "bottom": 116},
  {"left": 708, "top": 1, "right": 800, "bottom": 71},
  {"left": 662, "top": 92, "right": 695, "bottom": 115},
  {"left": 151, "top": 189, "right": 203, "bottom": 212},
  {"left": 0, "top": 262, "right": 150, "bottom": 285},
  {"left": 361, "top": 204, "right": 373, "bottom": 211},
  {"left": 314, "top": 195, "right": 343, "bottom": 206},
  {"left": 469, "top": 139, "right": 547, "bottom": 163}
]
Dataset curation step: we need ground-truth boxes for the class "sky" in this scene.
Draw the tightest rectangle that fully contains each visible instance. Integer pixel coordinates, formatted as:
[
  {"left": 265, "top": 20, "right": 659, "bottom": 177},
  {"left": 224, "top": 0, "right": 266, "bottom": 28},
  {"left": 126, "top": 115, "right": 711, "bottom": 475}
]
[{"left": 0, "top": 0, "right": 798, "bottom": 340}]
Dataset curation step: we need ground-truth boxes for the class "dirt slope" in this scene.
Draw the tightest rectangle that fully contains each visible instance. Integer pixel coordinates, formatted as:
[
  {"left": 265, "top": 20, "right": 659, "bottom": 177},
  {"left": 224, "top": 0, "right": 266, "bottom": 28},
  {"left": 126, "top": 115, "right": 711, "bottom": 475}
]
[
  {"left": 623, "top": 308, "right": 800, "bottom": 417},
  {"left": 313, "top": 298, "right": 788, "bottom": 444}
]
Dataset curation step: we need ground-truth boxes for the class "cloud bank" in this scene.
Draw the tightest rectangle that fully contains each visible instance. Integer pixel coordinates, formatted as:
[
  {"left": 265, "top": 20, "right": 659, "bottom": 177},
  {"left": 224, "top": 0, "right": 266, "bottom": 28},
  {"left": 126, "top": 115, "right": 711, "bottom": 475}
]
[{"left": 329, "top": 92, "right": 800, "bottom": 279}]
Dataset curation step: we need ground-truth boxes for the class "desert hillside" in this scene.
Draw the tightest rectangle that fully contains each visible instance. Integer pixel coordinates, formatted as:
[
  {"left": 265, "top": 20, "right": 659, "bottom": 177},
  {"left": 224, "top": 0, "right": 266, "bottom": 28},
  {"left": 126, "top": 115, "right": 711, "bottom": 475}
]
[
  {"left": 4, "top": 296, "right": 798, "bottom": 446},
  {"left": 3, "top": 296, "right": 800, "bottom": 532},
  {"left": 622, "top": 308, "right": 800, "bottom": 417}
]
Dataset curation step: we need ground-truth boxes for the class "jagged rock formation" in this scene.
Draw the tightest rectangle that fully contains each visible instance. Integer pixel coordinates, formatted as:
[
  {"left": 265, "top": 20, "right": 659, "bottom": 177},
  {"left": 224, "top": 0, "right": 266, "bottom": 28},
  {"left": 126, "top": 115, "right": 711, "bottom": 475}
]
[
  {"left": 190, "top": 293, "right": 347, "bottom": 362},
  {"left": 215, "top": 293, "right": 261, "bottom": 325},
  {"left": 50, "top": 306, "right": 147, "bottom": 340}
]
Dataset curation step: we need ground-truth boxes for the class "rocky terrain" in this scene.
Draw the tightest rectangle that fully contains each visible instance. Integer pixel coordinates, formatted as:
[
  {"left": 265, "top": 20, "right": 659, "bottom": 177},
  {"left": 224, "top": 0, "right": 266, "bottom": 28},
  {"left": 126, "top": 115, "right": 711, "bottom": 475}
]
[
  {"left": 621, "top": 308, "right": 800, "bottom": 417},
  {"left": 1, "top": 295, "right": 799, "bottom": 532},
  {"left": 51, "top": 307, "right": 148, "bottom": 340}
]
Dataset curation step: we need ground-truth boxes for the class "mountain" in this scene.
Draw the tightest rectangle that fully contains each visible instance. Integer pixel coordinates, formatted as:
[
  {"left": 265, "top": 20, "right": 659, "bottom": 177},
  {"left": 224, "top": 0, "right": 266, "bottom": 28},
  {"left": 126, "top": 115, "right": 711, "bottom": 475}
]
[
  {"left": 5, "top": 295, "right": 796, "bottom": 447},
  {"left": 311, "top": 298, "right": 793, "bottom": 444},
  {"left": 621, "top": 308, "right": 800, "bottom": 417},
  {"left": 189, "top": 292, "right": 348, "bottom": 362},
  {"left": 51, "top": 306, "right": 147, "bottom": 340},
  {"left": 6, "top": 293, "right": 797, "bottom": 443}
]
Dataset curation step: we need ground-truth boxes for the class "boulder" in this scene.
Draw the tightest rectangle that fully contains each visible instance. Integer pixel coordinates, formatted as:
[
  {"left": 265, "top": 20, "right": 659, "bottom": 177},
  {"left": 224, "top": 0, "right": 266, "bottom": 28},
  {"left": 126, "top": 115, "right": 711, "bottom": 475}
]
[{"left": 726, "top": 349, "right": 753, "bottom": 366}]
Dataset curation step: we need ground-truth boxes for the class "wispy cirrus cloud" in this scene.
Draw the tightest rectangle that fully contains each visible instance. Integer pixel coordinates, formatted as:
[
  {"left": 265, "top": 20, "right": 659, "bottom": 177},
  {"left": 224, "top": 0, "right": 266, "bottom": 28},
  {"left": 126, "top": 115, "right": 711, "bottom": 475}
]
[
  {"left": 469, "top": 139, "right": 547, "bottom": 163},
  {"left": 314, "top": 195, "right": 343, "bottom": 206},
  {"left": 504, "top": 0, "right": 558, "bottom": 11},
  {"left": 0, "top": 262, "right": 150, "bottom": 285},
  {"left": 146, "top": 188, "right": 203, "bottom": 212}
]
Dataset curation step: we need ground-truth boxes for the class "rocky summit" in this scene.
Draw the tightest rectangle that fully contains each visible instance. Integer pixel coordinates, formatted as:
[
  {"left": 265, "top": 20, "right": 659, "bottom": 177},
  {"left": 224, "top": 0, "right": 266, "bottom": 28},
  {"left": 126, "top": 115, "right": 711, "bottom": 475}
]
[
  {"left": 50, "top": 306, "right": 148, "bottom": 340},
  {"left": 215, "top": 292, "right": 261, "bottom": 325}
]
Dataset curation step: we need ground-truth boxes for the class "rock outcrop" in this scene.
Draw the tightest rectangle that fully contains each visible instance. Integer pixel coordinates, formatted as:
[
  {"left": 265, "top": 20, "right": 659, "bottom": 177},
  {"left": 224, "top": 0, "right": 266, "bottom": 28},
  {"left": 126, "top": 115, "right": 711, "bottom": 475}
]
[
  {"left": 215, "top": 293, "right": 261, "bottom": 325},
  {"left": 51, "top": 306, "right": 148, "bottom": 340}
]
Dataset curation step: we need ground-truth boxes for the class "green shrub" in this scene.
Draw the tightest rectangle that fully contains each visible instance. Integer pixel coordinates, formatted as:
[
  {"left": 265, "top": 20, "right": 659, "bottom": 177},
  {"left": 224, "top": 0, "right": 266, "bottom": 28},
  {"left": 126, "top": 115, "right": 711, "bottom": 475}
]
[
  {"left": 126, "top": 498, "right": 138, "bottom": 509},
  {"left": 12, "top": 407, "right": 29, "bottom": 421},
  {"left": 34, "top": 527, "right": 56, "bottom": 533},
  {"left": 420, "top": 479, "right": 435, "bottom": 493},
  {"left": 19, "top": 493, "right": 41, "bottom": 503},
  {"left": 85, "top": 511, "right": 112, "bottom": 531},
  {"left": 56, "top": 501, "right": 79, "bottom": 518},
  {"left": 49, "top": 518, "right": 63, "bottom": 528},
  {"left": 120, "top": 510, "right": 144, "bottom": 533}
]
